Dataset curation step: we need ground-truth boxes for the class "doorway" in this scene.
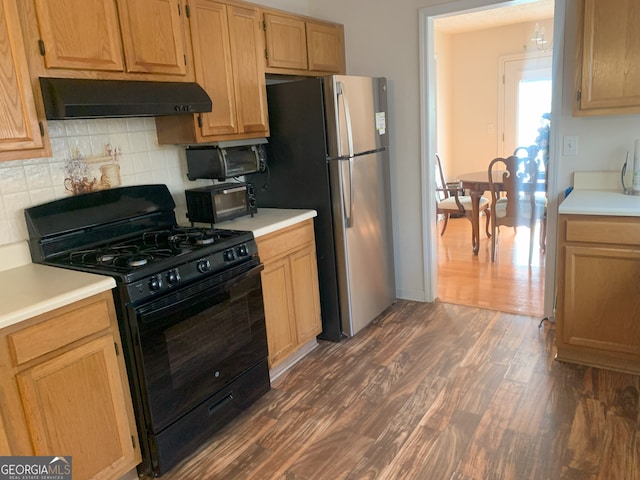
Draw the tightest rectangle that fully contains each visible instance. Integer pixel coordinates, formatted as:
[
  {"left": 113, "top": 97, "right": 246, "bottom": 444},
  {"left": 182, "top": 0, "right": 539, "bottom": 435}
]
[
  {"left": 421, "top": 0, "right": 555, "bottom": 318},
  {"left": 500, "top": 53, "right": 552, "bottom": 156}
]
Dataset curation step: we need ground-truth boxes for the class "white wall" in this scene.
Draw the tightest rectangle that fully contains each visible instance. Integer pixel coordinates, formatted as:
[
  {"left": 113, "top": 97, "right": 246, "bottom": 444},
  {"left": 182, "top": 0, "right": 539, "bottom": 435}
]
[
  {"left": 306, "top": 0, "right": 640, "bottom": 304},
  {"left": 435, "top": 30, "right": 454, "bottom": 177},
  {"left": 251, "top": 0, "right": 309, "bottom": 14}
]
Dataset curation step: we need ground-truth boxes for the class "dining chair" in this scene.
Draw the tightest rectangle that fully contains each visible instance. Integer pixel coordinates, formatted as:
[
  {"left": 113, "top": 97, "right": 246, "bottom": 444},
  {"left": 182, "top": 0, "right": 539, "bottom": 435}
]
[
  {"left": 435, "top": 153, "right": 490, "bottom": 237},
  {"left": 488, "top": 155, "right": 546, "bottom": 264},
  {"left": 513, "top": 145, "right": 548, "bottom": 253}
]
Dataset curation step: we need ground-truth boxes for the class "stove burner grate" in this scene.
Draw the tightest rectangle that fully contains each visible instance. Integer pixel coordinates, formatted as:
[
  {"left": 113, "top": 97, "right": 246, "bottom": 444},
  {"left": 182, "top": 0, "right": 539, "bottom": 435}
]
[
  {"left": 68, "top": 245, "right": 175, "bottom": 270},
  {"left": 143, "top": 227, "right": 228, "bottom": 249}
]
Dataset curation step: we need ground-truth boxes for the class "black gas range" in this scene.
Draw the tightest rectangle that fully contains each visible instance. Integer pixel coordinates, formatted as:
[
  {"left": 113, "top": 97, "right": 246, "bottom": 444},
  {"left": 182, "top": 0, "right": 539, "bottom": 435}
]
[
  {"left": 24, "top": 185, "right": 270, "bottom": 477},
  {"left": 25, "top": 184, "right": 258, "bottom": 300}
]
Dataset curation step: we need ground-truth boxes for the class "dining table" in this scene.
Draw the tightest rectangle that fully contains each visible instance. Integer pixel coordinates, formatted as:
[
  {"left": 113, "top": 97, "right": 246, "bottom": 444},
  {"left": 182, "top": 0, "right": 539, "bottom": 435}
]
[{"left": 455, "top": 170, "right": 546, "bottom": 255}]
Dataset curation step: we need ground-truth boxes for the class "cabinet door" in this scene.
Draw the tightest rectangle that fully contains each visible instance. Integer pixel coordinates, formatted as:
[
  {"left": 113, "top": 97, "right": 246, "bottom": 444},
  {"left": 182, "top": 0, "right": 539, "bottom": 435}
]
[
  {"left": 306, "top": 21, "right": 344, "bottom": 74},
  {"left": 116, "top": 0, "right": 187, "bottom": 75},
  {"left": 228, "top": 5, "right": 269, "bottom": 135},
  {"left": 562, "top": 245, "right": 640, "bottom": 355},
  {"left": 576, "top": 0, "right": 640, "bottom": 113},
  {"left": 190, "top": 0, "right": 237, "bottom": 136},
  {"left": 261, "top": 256, "right": 297, "bottom": 367},
  {"left": 290, "top": 245, "right": 322, "bottom": 344},
  {"left": 32, "top": 0, "right": 124, "bottom": 71},
  {"left": 16, "top": 335, "right": 139, "bottom": 480},
  {"left": 0, "top": 0, "right": 46, "bottom": 158},
  {"left": 263, "top": 12, "right": 307, "bottom": 70}
]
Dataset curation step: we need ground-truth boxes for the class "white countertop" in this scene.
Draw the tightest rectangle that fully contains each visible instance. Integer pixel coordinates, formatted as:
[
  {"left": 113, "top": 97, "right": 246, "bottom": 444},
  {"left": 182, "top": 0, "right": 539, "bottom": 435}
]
[
  {"left": 559, "top": 189, "right": 640, "bottom": 216},
  {"left": 0, "top": 242, "right": 115, "bottom": 329},
  {"left": 187, "top": 208, "right": 318, "bottom": 237},
  {"left": 0, "top": 208, "right": 315, "bottom": 330}
]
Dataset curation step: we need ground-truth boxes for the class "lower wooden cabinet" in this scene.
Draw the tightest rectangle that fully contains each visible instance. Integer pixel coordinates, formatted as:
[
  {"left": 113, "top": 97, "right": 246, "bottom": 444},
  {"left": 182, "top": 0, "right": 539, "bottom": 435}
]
[
  {"left": 256, "top": 219, "right": 322, "bottom": 368},
  {"left": 555, "top": 215, "right": 640, "bottom": 374},
  {"left": 0, "top": 291, "right": 141, "bottom": 480}
]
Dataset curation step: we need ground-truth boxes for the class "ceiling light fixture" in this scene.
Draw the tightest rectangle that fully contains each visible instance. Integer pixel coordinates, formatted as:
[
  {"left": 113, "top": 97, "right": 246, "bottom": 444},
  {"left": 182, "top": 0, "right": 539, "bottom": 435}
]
[{"left": 531, "top": 23, "right": 551, "bottom": 52}]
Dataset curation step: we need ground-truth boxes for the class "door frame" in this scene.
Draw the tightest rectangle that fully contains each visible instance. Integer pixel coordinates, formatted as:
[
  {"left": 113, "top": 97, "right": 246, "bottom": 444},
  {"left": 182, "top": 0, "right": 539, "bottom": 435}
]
[
  {"left": 418, "top": 0, "right": 566, "bottom": 318},
  {"left": 498, "top": 51, "right": 553, "bottom": 156}
]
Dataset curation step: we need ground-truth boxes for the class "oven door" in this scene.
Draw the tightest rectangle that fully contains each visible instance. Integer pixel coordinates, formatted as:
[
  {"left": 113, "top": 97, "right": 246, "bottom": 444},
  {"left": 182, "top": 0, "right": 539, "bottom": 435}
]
[{"left": 133, "top": 262, "right": 267, "bottom": 434}]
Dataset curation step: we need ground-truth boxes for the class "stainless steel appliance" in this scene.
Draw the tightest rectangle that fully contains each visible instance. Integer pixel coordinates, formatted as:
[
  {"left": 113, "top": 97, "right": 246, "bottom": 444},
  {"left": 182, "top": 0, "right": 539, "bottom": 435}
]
[
  {"left": 249, "top": 75, "right": 395, "bottom": 339},
  {"left": 24, "top": 185, "right": 270, "bottom": 477},
  {"left": 185, "top": 182, "right": 257, "bottom": 224},
  {"left": 186, "top": 140, "right": 267, "bottom": 180}
]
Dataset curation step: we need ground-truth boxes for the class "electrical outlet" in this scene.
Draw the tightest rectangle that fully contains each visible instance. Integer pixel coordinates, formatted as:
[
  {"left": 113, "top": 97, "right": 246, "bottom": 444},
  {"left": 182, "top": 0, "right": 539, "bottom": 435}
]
[{"left": 563, "top": 135, "right": 578, "bottom": 156}]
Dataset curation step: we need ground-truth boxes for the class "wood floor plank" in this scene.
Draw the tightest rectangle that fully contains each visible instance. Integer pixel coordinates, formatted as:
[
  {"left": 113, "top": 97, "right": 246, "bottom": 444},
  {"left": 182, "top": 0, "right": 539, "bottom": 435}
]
[
  {"left": 566, "top": 397, "right": 607, "bottom": 474},
  {"left": 458, "top": 380, "right": 525, "bottom": 479}
]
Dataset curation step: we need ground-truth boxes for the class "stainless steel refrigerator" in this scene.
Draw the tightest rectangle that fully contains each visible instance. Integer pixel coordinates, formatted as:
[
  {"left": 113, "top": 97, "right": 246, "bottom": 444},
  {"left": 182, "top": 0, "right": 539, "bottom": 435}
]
[{"left": 249, "top": 75, "right": 395, "bottom": 340}]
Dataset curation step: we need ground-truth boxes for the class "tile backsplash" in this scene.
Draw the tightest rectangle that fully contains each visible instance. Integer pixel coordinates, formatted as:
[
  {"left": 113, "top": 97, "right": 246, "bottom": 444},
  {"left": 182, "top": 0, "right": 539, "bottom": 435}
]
[{"left": 0, "top": 117, "right": 210, "bottom": 246}]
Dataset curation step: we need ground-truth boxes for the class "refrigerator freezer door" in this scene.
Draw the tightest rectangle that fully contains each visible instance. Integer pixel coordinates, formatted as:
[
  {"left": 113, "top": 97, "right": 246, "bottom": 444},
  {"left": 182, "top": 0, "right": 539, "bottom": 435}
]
[
  {"left": 330, "top": 151, "right": 395, "bottom": 336},
  {"left": 324, "top": 75, "right": 389, "bottom": 159}
]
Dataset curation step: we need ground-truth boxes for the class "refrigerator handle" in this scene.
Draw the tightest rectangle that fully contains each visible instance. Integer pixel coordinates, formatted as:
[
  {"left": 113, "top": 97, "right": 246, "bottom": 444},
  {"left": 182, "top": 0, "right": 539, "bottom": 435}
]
[
  {"left": 339, "top": 82, "right": 355, "bottom": 158},
  {"left": 339, "top": 158, "right": 354, "bottom": 229}
]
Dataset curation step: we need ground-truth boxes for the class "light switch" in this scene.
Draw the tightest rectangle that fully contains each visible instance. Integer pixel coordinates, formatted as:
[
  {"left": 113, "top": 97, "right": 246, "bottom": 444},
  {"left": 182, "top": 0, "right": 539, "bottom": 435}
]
[{"left": 563, "top": 135, "right": 578, "bottom": 156}]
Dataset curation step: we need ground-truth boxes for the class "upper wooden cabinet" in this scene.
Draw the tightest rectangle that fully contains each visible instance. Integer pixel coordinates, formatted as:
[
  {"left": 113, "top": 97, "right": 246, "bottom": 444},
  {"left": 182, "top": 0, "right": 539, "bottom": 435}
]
[
  {"left": 0, "top": 0, "right": 49, "bottom": 161},
  {"left": 574, "top": 0, "right": 640, "bottom": 115},
  {"left": 306, "top": 20, "right": 345, "bottom": 74},
  {"left": 0, "top": 292, "right": 141, "bottom": 478},
  {"left": 116, "top": 0, "right": 188, "bottom": 75},
  {"left": 156, "top": 0, "right": 268, "bottom": 143},
  {"left": 263, "top": 12, "right": 308, "bottom": 70},
  {"left": 20, "top": 0, "right": 191, "bottom": 80},
  {"left": 263, "top": 10, "right": 345, "bottom": 76}
]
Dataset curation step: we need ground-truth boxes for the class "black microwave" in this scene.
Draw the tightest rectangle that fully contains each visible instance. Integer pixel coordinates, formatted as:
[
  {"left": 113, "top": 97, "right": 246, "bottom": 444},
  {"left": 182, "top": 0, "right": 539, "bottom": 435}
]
[
  {"left": 186, "top": 142, "right": 266, "bottom": 180},
  {"left": 185, "top": 183, "right": 256, "bottom": 224}
]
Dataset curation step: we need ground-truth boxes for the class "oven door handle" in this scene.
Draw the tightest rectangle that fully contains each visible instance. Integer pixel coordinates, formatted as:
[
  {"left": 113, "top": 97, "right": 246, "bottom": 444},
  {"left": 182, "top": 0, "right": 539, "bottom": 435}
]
[{"left": 208, "top": 393, "right": 234, "bottom": 415}]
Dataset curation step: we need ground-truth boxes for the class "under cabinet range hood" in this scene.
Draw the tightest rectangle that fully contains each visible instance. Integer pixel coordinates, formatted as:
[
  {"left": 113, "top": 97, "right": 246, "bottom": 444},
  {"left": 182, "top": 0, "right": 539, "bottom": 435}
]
[{"left": 39, "top": 77, "right": 212, "bottom": 119}]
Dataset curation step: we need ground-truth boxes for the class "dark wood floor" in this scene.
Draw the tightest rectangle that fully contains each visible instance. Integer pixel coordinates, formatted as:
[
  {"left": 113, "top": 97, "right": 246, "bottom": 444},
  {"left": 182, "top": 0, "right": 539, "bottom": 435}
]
[{"left": 158, "top": 300, "right": 639, "bottom": 480}]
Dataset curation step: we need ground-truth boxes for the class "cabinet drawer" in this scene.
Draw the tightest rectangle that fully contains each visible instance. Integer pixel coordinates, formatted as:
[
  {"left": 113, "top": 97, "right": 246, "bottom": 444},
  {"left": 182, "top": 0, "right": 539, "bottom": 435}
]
[
  {"left": 256, "top": 219, "right": 315, "bottom": 262},
  {"left": 565, "top": 218, "right": 640, "bottom": 246},
  {"left": 8, "top": 297, "right": 112, "bottom": 366}
]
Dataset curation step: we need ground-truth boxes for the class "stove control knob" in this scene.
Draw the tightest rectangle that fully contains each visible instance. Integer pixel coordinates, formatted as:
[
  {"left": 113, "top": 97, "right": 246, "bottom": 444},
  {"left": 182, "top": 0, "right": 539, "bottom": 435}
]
[
  {"left": 197, "top": 259, "right": 211, "bottom": 273},
  {"left": 236, "top": 244, "right": 249, "bottom": 257},
  {"left": 224, "top": 249, "right": 236, "bottom": 262},
  {"left": 148, "top": 275, "right": 163, "bottom": 291},
  {"left": 166, "top": 269, "right": 180, "bottom": 285}
]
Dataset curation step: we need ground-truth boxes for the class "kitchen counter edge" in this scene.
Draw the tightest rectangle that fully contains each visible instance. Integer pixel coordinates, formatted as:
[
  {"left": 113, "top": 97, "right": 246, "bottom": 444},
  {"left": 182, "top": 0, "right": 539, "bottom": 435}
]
[
  {"left": 190, "top": 208, "right": 318, "bottom": 237},
  {"left": 0, "top": 247, "right": 116, "bottom": 329},
  {"left": 559, "top": 189, "right": 640, "bottom": 216}
]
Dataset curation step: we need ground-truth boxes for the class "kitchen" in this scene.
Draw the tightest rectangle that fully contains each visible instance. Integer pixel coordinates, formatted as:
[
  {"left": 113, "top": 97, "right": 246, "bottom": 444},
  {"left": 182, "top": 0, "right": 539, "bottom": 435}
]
[{"left": 0, "top": 0, "right": 639, "bottom": 479}]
